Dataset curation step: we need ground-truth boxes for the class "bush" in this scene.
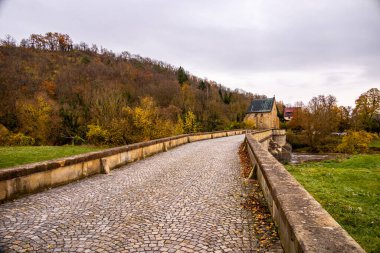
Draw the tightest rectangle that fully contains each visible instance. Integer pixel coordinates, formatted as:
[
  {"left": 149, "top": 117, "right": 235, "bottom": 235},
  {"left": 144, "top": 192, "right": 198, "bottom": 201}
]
[
  {"left": 0, "top": 124, "right": 10, "bottom": 145},
  {"left": 7, "top": 133, "right": 35, "bottom": 146},
  {"left": 107, "top": 119, "right": 131, "bottom": 145},
  {"left": 317, "top": 135, "right": 342, "bottom": 153},
  {"left": 225, "top": 121, "right": 244, "bottom": 130},
  {"left": 86, "top": 124, "right": 110, "bottom": 145},
  {"left": 243, "top": 117, "right": 256, "bottom": 129},
  {"left": 337, "top": 131, "right": 374, "bottom": 154}
]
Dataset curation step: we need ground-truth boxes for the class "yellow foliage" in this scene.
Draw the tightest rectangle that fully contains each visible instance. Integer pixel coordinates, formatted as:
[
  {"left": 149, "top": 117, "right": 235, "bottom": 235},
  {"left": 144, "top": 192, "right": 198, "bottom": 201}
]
[
  {"left": 41, "top": 80, "right": 56, "bottom": 96},
  {"left": 173, "top": 116, "right": 184, "bottom": 135},
  {"left": 7, "top": 133, "right": 35, "bottom": 146},
  {"left": 337, "top": 131, "right": 374, "bottom": 154},
  {"left": 0, "top": 124, "right": 35, "bottom": 146},
  {"left": 0, "top": 124, "right": 10, "bottom": 145},
  {"left": 86, "top": 124, "right": 110, "bottom": 145},
  {"left": 16, "top": 94, "right": 54, "bottom": 144},
  {"left": 107, "top": 118, "right": 131, "bottom": 145},
  {"left": 180, "top": 83, "right": 196, "bottom": 112},
  {"left": 121, "top": 97, "right": 184, "bottom": 143},
  {"left": 184, "top": 111, "right": 199, "bottom": 133},
  {"left": 243, "top": 117, "right": 256, "bottom": 129}
]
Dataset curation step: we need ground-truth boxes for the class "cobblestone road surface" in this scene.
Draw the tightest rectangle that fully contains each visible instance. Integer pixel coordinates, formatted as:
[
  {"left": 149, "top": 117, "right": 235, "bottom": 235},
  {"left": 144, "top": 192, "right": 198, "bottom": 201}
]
[{"left": 0, "top": 135, "right": 265, "bottom": 252}]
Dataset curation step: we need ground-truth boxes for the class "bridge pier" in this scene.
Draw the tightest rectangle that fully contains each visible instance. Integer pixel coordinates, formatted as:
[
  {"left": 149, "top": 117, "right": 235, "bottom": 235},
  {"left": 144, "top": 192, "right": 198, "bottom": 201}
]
[{"left": 272, "top": 129, "right": 287, "bottom": 146}]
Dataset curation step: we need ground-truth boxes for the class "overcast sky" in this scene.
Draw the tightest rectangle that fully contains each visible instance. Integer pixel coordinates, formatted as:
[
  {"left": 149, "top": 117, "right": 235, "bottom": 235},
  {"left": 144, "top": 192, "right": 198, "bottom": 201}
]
[{"left": 0, "top": 0, "right": 379, "bottom": 107}]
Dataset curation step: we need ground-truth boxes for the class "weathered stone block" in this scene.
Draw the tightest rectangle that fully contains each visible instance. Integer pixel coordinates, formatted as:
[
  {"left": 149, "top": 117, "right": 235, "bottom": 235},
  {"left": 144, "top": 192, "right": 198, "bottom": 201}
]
[
  {"left": 51, "top": 163, "right": 83, "bottom": 186},
  {"left": 101, "top": 158, "right": 110, "bottom": 174}
]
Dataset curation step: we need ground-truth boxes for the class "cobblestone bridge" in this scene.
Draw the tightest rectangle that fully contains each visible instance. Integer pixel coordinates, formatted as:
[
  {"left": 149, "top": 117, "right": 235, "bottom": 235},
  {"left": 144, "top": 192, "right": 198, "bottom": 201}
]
[{"left": 0, "top": 135, "right": 280, "bottom": 252}]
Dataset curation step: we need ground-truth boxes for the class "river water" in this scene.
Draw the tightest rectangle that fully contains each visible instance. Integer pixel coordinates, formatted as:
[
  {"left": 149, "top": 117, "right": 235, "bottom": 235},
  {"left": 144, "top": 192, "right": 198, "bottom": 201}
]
[{"left": 290, "top": 153, "right": 343, "bottom": 164}]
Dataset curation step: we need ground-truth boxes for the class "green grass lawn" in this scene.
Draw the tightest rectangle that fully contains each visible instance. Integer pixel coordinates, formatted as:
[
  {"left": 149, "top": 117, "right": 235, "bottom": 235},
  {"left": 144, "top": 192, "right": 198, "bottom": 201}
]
[
  {"left": 0, "top": 146, "right": 102, "bottom": 169},
  {"left": 369, "top": 138, "right": 380, "bottom": 148},
  {"left": 286, "top": 155, "right": 380, "bottom": 252}
]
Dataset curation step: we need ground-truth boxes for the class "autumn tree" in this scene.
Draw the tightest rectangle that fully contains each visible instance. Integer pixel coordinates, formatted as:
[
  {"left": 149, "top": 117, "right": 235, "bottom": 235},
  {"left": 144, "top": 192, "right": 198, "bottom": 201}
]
[
  {"left": 352, "top": 88, "right": 380, "bottom": 132},
  {"left": 15, "top": 94, "right": 57, "bottom": 145},
  {"left": 218, "top": 88, "right": 232, "bottom": 104},
  {"left": 287, "top": 104, "right": 304, "bottom": 131},
  {"left": 337, "top": 106, "right": 351, "bottom": 132},
  {"left": 287, "top": 97, "right": 340, "bottom": 151},
  {"left": 301, "top": 95, "right": 340, "bottom": 151},
  {"left": 183, "top": 111, "right": 199, "bottom": 133},
  {"left": 119, "top": 97, "right": 184, "bottom": 143},
  {"left": 337, "top": 131, "right": 375, "bottom": 154},
  {"left": 15, "top": 32, "right": 73, "bottom": 51},
  {"left": 0, "top": 33, "right": 255, "bottom": 146},
  {"left": 0, "top": 34, "right": 16, "bottom": 47}
]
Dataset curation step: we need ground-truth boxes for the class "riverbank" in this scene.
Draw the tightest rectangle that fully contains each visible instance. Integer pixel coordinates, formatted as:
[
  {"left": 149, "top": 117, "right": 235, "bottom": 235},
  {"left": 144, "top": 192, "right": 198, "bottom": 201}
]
[
  {"left": 290, "top": 152, "right": 348, "bottom": 164},
  {"left": 286, "top": 154, "right": 380, "bottom": 252}
]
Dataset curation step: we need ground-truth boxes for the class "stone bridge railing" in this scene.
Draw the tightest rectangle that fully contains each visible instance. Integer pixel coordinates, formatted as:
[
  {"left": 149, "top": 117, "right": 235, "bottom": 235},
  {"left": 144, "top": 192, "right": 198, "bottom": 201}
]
[
  {"left": 0, "top": 128, "right": 365, "bottom": 252},
  {"left": 0, "top": 130, "right": 245, "bottom": 203},
  {"left": 245, "top": 131, "right": 364, "bottom": 253}
]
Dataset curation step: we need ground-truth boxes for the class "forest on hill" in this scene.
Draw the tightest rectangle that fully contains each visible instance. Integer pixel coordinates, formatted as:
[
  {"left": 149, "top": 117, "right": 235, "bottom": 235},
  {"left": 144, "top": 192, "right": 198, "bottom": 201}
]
[{"left": 0, "top": 33, "right": 258, "bottom": 146}]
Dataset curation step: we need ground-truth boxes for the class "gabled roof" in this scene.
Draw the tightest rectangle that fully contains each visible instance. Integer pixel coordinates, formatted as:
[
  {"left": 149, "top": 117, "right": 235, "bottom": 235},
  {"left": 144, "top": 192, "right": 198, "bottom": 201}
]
[
  {"left": 284, "top": 107, "right": 300, "bottom": 114},
  {"left": 247, "top": 97, "right": 275, "bottom": 113}
]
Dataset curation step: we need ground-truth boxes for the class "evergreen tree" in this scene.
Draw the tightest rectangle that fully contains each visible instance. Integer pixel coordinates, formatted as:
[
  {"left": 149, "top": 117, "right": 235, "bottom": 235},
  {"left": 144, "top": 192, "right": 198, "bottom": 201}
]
[
  {"left": 198, "top": 80, "right": 206, "bottom": 90},
  {"left": 177, "top": 66, "right": 188, "bottom": 85}
]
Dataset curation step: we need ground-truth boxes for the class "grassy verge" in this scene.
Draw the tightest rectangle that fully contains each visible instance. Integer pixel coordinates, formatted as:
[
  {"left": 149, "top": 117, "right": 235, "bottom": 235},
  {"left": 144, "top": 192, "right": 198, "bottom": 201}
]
[
  {"left": 0, "top": 146, "right": 102, "bottom": 169},
  {"left": 369, "top": 138, "right": 380, "bottom": 149},
  {"left": 286, "top": 155, "right": 380, "bottom": 253}
]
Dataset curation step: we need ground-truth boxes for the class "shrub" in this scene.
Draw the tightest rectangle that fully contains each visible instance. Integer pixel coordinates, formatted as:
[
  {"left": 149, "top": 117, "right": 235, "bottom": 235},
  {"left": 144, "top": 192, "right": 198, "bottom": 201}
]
[
  {"left": 337, "top": 131, "right": 374, "bottom": 154},
  {"left": 7, "top": 133, "right": 35, "bottom": 146},
  {"left": 243, "top": 117, "right": 256, "bottom": 129},
  {"left": 225, "top": 121, "right": 244, "bottom": 130},
  {"left": 72, "top": 135, "right": 85, "bottom": 145},
  {"left": 107, "top": 119, "right": 131, "bottom": 145},
  {"left": 0, "top": 124, "right": 10, "bottom": 145},
  {"left": 86, "top": 124, "right": 110, "bottom": 145},
  {"left": 317, "top": 135, "right": 342, "bottom": 153}
]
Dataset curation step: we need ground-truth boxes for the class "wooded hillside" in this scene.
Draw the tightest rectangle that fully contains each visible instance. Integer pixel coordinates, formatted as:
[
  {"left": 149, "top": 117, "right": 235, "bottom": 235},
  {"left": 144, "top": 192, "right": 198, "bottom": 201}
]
[{"left": 0, "top": 33, "right": 257, "bottom": 145}]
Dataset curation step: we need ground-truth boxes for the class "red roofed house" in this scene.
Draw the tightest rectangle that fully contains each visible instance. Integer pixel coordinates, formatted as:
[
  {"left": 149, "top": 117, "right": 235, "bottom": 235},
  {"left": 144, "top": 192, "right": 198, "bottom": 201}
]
[{"left": 284, "top": 107, "right": 300, "bottom": 121}]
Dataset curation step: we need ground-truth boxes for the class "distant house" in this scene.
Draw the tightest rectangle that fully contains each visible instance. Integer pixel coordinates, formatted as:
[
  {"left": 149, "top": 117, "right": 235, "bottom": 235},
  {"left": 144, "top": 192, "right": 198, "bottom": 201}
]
[
  {"left": 284, "top": 107, "right": 300, "bottom": 121},
  {"left": 245, "top": 97, "right": 279, "bottom": 129}
]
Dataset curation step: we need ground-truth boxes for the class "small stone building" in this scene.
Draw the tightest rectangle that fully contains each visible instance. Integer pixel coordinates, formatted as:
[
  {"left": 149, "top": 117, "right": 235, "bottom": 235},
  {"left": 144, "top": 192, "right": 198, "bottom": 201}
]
[{"left": 245, "top": 97, "right": 280, "bottom": 129}]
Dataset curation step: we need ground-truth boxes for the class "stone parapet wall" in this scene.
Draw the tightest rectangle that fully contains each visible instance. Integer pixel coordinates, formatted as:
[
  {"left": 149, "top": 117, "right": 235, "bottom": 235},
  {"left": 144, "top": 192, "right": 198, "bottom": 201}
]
[
  {"left": 245, "top": 132, "right": 364, "bottom": 253},
  {"left": 247, "top": 129, "right": 273, "bottom": 141},
  {"left": 0, "top": 130, "right": 245, "bottom": 203}
]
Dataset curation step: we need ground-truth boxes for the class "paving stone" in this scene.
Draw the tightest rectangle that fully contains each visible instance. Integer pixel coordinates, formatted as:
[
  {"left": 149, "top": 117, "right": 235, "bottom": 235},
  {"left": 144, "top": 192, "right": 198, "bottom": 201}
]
[{"left": 0, "top": 135, "right": 280, "bottom": 252}]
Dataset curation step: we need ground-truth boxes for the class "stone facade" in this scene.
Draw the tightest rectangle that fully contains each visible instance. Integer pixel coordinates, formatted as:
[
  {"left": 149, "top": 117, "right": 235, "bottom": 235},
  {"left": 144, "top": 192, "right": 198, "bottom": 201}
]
[{"left": 245, "top": 97, "right": 280, "bottom": 129}]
